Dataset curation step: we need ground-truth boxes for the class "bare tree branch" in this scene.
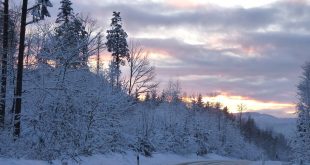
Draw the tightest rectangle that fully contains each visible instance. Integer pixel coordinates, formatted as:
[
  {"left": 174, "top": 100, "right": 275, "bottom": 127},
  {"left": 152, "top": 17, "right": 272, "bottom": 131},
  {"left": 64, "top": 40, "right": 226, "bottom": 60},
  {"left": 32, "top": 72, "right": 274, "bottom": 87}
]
[{"left": 126, "top": 41, "right": 158, "bottom": 97}]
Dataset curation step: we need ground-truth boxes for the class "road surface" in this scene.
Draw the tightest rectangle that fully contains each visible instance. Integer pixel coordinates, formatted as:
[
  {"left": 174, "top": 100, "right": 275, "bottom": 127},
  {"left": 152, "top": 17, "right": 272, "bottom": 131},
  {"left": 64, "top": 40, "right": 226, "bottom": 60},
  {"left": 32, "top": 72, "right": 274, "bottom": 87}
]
[{"left": 176, "top": 160, "right": 255, "bottom": 165}]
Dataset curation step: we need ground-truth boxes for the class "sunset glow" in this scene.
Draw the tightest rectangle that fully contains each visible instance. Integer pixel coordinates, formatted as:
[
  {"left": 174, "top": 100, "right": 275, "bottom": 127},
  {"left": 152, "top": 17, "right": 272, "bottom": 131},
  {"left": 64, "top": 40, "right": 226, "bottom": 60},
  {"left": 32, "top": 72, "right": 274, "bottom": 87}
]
[
  {"left": 182, "top": 93, "right": 295, "bottom": 117},
  {"left": 65, "top": 0, "right": 310, "bottom": 118},
  {"left": 202, "top": 94, "right": 295, "bottom": 114},
  {"left": 1, "top": 0, "right": 307, "bottom": 162}
]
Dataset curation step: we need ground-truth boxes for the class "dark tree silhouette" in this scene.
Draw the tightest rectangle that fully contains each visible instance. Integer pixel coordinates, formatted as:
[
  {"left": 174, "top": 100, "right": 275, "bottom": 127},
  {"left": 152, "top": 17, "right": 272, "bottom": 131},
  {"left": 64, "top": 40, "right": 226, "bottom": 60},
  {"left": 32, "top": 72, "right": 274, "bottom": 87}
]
[{"left": 106, "top": 11, "right": 129, "bottom": 88}]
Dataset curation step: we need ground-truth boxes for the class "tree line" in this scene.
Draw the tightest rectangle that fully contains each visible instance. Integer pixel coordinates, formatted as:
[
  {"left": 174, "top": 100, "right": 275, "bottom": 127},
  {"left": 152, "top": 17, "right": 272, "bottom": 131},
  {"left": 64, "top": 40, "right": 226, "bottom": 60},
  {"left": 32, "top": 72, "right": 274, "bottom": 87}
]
[{"left": 0, "top": 0, "right": 309, "bottom": 164}]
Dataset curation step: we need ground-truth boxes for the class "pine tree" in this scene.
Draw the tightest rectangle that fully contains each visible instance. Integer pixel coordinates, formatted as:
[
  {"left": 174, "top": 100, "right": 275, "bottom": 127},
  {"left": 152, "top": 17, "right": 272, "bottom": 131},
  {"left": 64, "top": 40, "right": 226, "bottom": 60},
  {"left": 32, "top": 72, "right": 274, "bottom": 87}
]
[
  {"left": 222, "top": 106, "right": 229, "bottom": 116},
  {"left": 197, "top": 94, "right": 203, "bottom": 108},
  {"left": 56, "top": 0, "right": 73, "bottom": 23},
  {"left": 53, "top": 0, "right": 88, "bottom": 68},
  {"left": 144, "top": 92, "right": 150, "bottom": 102},
  {"left": 106, "top": 11, "right": 129, "bottom": 88},
  {"left": 294, "top": 62, "right": 310, "bottom": 164}
]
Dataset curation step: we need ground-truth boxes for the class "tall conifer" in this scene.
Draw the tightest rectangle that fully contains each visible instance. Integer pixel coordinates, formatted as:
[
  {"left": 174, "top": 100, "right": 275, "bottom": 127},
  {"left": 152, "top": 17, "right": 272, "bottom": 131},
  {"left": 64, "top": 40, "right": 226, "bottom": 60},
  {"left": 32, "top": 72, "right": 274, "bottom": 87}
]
[{"left": 106, "top": 12, "right": 129, "bottom": 88}]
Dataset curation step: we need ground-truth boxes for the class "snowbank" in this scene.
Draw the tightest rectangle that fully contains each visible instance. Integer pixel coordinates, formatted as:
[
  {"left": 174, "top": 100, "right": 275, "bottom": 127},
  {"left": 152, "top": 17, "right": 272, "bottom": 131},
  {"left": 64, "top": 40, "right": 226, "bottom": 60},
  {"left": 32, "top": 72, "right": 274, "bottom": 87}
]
[{"left": 0, "top": 152, "right": 284, "bottom": 165}]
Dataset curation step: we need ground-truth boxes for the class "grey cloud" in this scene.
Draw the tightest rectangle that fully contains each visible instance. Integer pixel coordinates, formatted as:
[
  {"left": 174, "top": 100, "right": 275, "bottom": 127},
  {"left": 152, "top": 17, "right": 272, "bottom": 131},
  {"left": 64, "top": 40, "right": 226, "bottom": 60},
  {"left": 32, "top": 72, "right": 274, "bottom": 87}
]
[
  {"left": 47, "top": 0, "right": 309, "bottom": 114},
  {"left": 70, "top": 2, "right": 279, "bottom": 33},
  {"left": 136, "top": 37, "right": 302, "bottom": 103}
]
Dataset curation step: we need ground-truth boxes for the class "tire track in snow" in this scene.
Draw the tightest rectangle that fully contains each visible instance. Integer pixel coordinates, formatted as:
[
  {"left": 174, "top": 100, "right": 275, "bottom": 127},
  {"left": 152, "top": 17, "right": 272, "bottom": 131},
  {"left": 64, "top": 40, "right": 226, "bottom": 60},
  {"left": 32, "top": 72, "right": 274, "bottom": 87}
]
[{"left": 176, "top": 160, "right": 252, "bottom": 165}]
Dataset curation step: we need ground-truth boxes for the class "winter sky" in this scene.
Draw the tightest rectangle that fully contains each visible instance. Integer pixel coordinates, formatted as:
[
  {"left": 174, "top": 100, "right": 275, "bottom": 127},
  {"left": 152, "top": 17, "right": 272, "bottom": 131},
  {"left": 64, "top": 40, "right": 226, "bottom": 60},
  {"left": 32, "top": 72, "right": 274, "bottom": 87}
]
[{"left": 30, "top": 0, "right": 310, "bottom": 117}]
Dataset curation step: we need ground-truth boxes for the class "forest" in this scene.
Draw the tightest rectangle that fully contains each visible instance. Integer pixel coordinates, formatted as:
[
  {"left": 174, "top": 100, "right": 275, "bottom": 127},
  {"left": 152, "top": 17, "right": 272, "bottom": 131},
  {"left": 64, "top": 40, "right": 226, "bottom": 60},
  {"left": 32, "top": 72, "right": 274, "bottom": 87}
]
[{"left": 0, "top": 0, "right": 310, "bottom": 164}]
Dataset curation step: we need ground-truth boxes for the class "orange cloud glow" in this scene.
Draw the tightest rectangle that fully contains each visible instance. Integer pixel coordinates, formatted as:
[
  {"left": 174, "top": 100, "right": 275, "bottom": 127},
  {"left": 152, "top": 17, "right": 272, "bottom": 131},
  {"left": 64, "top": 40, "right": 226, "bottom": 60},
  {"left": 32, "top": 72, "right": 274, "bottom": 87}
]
[
  {"left": 147, "top": 48, "right": 183, "bottom": 67},
  {"left": 185, "top": 92, "right": 295, "bottom": 117}
]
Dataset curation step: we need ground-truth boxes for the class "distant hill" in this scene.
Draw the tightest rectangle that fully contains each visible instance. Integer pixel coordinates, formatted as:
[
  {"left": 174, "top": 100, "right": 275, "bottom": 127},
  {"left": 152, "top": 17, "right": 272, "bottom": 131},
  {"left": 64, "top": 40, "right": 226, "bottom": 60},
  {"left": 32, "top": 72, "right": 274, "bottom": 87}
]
[{"left": 238, "top": 112, "right": 296, "bottom": 139}]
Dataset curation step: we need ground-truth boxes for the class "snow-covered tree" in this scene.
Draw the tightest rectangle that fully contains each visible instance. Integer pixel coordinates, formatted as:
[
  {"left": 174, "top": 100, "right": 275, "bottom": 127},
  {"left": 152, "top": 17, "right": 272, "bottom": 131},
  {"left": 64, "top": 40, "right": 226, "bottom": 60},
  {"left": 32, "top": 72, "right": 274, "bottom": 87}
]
[
  {"left": 0, "top": 4, "right": 18, "bottom": 129},
  {"left": 0, "top": 5, "right": 277, "bottom": 162},
  {"left": 15, "top": 19, "right": 129, "bottom": 160},
  {"left": 293, "top": 62, "right": 310, "bottom": 164},
  {"left": 0, "top": 0, "right": 9, "bottom": 127},
  {"left": 4, "top": 2, "right": 111, "bottom": 160},
  {"left": 106, "top": 11, "right": 129, "bottom": 88},
  {"left": 53, "top": 0, "right": 88, "bottom": 68},
  {"left": 163, "top": 80, "right": 181, "bottom": 103},
  {"left": 237, "top": 103, "right": 246, "bottom": 126}
]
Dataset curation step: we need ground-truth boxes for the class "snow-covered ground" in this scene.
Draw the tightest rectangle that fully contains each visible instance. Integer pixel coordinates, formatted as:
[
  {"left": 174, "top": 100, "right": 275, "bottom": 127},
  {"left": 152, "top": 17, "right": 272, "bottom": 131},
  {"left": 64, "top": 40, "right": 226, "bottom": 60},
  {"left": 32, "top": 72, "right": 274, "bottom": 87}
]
[{"left": 0, "top": 152, "right": 284, "bottom": 165}]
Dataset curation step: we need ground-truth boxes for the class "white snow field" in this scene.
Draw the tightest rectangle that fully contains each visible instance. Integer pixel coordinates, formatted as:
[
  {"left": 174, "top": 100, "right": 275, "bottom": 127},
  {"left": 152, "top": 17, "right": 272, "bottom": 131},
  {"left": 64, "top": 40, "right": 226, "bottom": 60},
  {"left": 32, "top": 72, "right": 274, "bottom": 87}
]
[{"left": 0, "top": 152, "right": 284, "bottom": 165}]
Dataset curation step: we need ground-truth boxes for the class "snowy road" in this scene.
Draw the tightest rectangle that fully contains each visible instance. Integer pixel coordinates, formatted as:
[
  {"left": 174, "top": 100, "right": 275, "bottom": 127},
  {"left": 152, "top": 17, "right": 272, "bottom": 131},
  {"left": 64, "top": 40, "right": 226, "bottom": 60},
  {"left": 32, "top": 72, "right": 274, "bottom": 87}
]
[
  {"left": 176, "top": 160, "right": 256, "bottom": 165},
  {"left": 176, "top": 160, "right": 285, "bottom": 165}
]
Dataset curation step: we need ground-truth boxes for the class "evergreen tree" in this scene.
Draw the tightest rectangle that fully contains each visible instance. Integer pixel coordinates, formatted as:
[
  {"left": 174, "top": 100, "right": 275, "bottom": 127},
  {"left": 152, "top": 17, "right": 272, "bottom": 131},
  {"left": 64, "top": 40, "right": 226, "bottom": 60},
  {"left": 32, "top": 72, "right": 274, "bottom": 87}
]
[
  {"left": 52, "top": 0, "right": 88, "bottom": 68},
  {"left": 205, "top": 101, "right": 212, "bottom": 110},
  {"left": 197, "top": 94, "right": 203, "bottom": 108},
  {"left": 222, "top": 106, "right": 229, "bottom": 116},
  {"left": 294, "top": 62, "right": 310, "bottom": 164},
  {"left": 106, "top": 11, "right": 129, "bottom": 88},
  {"left": 56, "top": 0, "right": 74, "bottom": 23},
  {"left": 144, "top": 92, "right": 151, "bottom": 102},
  {"left": 242, "top": 116, "right": 255, "bottom": 142}
]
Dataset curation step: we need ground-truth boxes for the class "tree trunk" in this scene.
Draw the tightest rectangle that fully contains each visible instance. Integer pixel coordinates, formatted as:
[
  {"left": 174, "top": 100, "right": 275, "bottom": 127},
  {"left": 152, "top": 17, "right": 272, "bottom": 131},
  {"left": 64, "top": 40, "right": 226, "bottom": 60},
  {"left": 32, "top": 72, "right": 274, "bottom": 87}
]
[
  {"left": 96, "top": 35, "right": 100, "bottom": 75},
  {"left": 13, "top": 0, "right": 28, "bottom": 138},
  {"left": 128, "top": 54, "right": 133, "bottom": 95},
  {"left": 116, "top": 55, "right": 120, "bottom": 88},
  {"left": 0, "top": 0, "right": 9, "bottom": 128}
]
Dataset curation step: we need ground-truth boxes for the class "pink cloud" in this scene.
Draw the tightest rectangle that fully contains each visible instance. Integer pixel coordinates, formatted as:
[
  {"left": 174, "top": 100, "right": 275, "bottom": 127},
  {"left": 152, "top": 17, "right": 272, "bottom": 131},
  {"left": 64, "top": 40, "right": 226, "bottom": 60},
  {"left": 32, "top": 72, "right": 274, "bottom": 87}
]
[{"left": 165, "top": 0, "right": 212, "bottom": 9}]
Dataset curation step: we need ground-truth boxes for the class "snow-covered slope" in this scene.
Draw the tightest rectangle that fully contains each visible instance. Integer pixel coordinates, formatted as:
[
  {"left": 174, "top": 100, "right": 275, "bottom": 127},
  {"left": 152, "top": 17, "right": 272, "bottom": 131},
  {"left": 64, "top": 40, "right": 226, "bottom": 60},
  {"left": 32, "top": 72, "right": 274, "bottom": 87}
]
[{"left": 241, "top": 112, "right": 296, "bottom": 138}]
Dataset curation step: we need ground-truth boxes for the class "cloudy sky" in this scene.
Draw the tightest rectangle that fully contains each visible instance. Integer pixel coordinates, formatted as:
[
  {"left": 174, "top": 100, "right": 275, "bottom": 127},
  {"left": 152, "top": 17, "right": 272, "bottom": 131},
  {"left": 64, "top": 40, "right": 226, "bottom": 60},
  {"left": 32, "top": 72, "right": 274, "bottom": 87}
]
[{"left": 42, "top": 0, "right": 310, "bottom": 117}]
